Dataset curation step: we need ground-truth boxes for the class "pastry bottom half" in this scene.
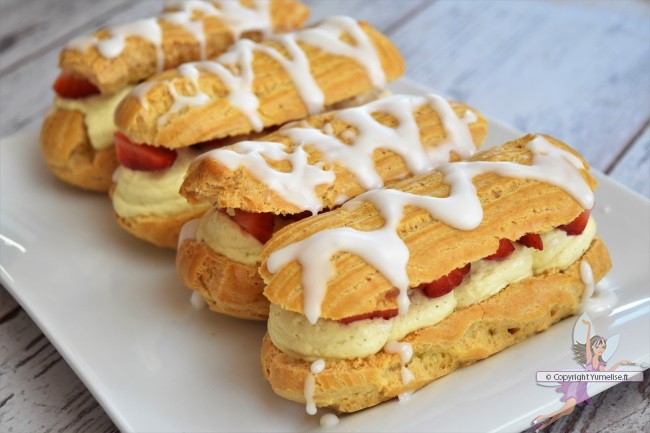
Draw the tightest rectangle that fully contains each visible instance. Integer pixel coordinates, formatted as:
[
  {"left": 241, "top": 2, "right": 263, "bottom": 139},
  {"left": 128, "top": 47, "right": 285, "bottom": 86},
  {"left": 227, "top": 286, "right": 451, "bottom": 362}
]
[
  {"left": 176, "top": 238, "right": 268, "bottom": 320},
  {"left": 261, "top": 237, "right": 611, "bottom": 413},
  {"left": 40, "top": 107, "right": 116, "bottom": 192},
  {"left": 113, "top": 207, "right": 208, "bottom": 249}
]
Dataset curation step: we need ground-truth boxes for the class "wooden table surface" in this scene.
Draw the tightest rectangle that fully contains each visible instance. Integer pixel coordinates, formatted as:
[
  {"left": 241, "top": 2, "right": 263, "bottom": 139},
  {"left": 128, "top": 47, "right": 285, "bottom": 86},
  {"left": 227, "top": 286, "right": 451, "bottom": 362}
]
[{"left": 1, "top": 1, "right": 648, "bottom": 432}]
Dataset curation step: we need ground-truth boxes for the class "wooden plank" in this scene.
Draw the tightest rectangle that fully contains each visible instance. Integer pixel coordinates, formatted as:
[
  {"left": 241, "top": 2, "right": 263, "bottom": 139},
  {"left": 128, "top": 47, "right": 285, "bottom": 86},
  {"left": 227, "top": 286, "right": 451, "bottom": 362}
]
[
  {"left": 0, "top": 308, "right": 117, "bottom": 433},
  {"left": 0, "top": 0, "right": 134, "bottom": 73},
  {"left": 0, "top": 1, "right": 162, "bottom": 139},
  {"left": 303, "top": 0, "right": 426, "bottom": 32},
  {"left": 388, "top": 0, "right": 650, "bottom": 171},
  {"left": 609, "top": 125, "right": 650, "bottom": 198}
]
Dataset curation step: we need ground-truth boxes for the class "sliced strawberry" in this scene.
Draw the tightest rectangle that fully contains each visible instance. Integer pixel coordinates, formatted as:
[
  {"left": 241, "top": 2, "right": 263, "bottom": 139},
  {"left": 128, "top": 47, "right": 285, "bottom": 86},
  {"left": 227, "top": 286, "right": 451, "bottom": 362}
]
[
  {"left": 419, "top": 263, "right": 472, "bottom": 298},
  {"left": 230, "top": 209, "right": 275, "bottom": 244},
  {"left": 558, "top": 210, "right": 591, "bottom": 236},
  {"left": 517, "top": 233, "right": 544, "bottom": 251},
  {"left": 53, "top": 72, "right": 100, "bottom": 99},
  {"left": 114, "top": 132, "right": 177, "bottom": 171},
  {"left": 338, "top": 309, "right": 398, "bottom": 324},
  {"left": 485, "top": 239, "right": 515, "bottom": 261}
]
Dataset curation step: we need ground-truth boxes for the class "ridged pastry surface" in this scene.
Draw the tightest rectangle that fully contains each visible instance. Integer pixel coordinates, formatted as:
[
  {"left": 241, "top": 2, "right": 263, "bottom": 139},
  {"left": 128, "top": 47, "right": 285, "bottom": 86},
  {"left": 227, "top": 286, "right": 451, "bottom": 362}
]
[
  {"left": 180, "top": 100, "right": 488, "bottom": 212},
  {"left": 114, "top": 21, "right": 405, "bottom": 148},
  {"left": 260, "top": 134, "right": 597, "bottom": 320},
  {"left": 59, "top": 0, "right": 309, "bottom": 94},
  {"left": 176, "top": 239, "right": 268, "bottom": 320}
]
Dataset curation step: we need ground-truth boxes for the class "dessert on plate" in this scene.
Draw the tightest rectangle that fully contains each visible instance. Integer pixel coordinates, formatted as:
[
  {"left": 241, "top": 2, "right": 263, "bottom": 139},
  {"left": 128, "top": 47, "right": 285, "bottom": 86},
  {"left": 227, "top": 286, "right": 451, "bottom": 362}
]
[
  {"left": 177, "top": 93, "right": 487, "bottom": 319},
  {"left": 40, "top": 0, "right": 309, "bottom": 191},
  {"left": 258, "top": 134, "right": 611, "bottom": 412},
  {"left": 111, "top": 15, "right": 405, "bottom": 248}
]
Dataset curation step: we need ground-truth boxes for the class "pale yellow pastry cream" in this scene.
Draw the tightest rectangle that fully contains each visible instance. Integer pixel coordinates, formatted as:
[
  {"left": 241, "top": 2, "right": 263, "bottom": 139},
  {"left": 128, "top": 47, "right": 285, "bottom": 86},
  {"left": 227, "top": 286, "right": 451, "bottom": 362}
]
[
  {"left": 268, "top": 219, "right": 597, "bottom": 360},
  {"left": 54, "top": 86, "right": 132, "bottom": 150},
  {"left": 196, "top": 208, "right": 263, "bottom": 266},
  {"left": 112, "top": 149, "right": 209, "bottom": 218}
]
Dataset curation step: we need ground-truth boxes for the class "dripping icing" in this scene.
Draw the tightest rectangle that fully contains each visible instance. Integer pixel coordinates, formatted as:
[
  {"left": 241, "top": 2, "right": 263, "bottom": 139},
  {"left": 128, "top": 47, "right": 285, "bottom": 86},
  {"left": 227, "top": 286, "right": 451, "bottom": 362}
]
[
  {"left": 266, "top": 135, "right": 594, "bottom": 324},
  {"left": 66, "top": 0, "right": 272, "bottom": 71},
  {"left": 200, "top": 94, "right": 477, "bottom": 214},
  {"left": 304, "top": 358, "right": 325, "bottom": 415},
  {"left": 579, "top": 260, "right": 617, "bottom": 315},
  {"left": 140, "top": 16, "right": 384, "bottom": 130}
]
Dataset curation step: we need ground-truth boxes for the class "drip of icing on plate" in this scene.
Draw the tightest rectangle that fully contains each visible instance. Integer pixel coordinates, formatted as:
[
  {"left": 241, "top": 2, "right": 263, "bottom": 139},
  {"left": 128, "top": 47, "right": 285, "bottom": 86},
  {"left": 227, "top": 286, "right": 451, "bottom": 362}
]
[
  {"left": 320, "top": 413, "right": 339, "bottom": 429},
  {"left": 199, "top": 94, "right": 477, "bottom": 214},
  {"left": 384, "top": 340, "right": 415, "bottom": 402},
  {"left": 137, "top": 16, "right": 383, "bottom": 130},
  {"left": 266, "top": 135, "right": 595, "bottom": 324},
  {"left": 66, "top": 0, "right": 272, "bottom": 71},
  {"left": 579, "top": 260, "right": 617, "bottom": 316},
  {"left": 304, "top": 359, "right": 325, "bottom": 415}
]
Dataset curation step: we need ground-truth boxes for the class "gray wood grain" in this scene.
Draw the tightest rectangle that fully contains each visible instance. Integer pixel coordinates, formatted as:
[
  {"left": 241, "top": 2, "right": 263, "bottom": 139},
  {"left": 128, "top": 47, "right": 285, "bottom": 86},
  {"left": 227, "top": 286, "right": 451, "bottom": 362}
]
[
  {"left": 388, "top": 0, "right": 650, "bottom": 172},
  {"left": 0, "top": 307, "right": 118, "bottom": 433},
  {"left": 609, "top": 125, "right": 650, "bottom": 198},
  {"left": 0, "top": 1, "right": 162, "bottom": 138},
  {"left": 0, "top": 0, "right": 134, "bottom": 73}
]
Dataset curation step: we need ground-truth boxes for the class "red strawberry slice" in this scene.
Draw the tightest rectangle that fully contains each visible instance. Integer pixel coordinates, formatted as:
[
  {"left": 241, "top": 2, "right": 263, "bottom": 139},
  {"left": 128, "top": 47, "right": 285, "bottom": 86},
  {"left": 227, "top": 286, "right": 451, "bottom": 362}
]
[
  {"left": 558, "top": 210, "right": 591, "bottom": 236},
  {"left": 53, "top": 72, "right": 100, "bottom": 99},
  {"left": 485, "top": 239, "right": 515, "bottom": 260},
  {"left": 338, "top": 309, "right": 398, "bottom": 324},
  {"left": 114, "top": 132, "right": 177, "bottom": 171},
  {"left": 230, "top": 209, "right": 275, "bottom": 244},
  {"left": 419, "top": 263, "right": 472, "bottom": 298},
  {"left": 517, "top": 233, "right": 544, "bottom": 251}
]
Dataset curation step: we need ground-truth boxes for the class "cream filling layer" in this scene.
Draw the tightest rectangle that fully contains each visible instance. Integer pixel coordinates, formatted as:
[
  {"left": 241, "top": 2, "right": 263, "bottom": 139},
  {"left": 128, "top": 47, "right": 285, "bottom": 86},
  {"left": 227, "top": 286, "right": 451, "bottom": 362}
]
[
  {"left": 196, "top": 207, "right": 263, "bottom": 266},
  {"left": 54, "top": 86, "right": 132, "bottom": 150},
  {"left": 112, "top": 149, "right": 209, "bottom": 218},
  {"left": 268, "top": 218, "right": 597, "bottom": 360}
]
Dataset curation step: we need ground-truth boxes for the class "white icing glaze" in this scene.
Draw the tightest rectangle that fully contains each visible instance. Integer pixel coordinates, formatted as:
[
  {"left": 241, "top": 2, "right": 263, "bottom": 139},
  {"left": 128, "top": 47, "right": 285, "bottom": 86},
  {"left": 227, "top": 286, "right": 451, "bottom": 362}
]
[
  {"left": 178, "top": 218, "right": 199, "bottom": 249},
  {"left": 384, "top": 340, "right": 415, "bottom": 403},
  {"left": 67, "top": 1, "right": 272, "bottom": 71},
  {"left": 320, "top": 413, "right": 339, "bottom": 429},
  {"left": 267, "top": 136, "right": 595, "bottom": 324},
  {"left": 190, "top": 291, "right": 207, "bottom": 309},
  {"left": 147, "top": 16, "right": 384, "bottom": 131},
  {"left": 297, "top": 16, "right": 385, "bottom": 88},
  {"left": 201, "top": 94, "right": 477, "bottom": 215},
  {"left": 310, "top": 358, "right": 325, "bottom": 374},
  {"left": 68, "top": 18, "right": 164, "bottom": 71},
  {"left": 579, "top": 260, "right": 617, "bottom": 315},
  {"left": 202, "top": 141, "right": 335, "bottom": 214},
  {"left": 304, "top": 358, "right": 325, "bottom": 415}
]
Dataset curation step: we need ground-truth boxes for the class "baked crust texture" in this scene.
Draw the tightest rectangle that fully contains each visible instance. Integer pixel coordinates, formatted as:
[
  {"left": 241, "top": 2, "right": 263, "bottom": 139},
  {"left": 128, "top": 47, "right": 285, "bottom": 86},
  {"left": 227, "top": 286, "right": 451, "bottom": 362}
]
[
  {"left": 261, "top": 238, "right": 611, "bottom": 413},
  {"left": 176, "top": 239, "right": 268, "bottom": 320},
  {"left": 260, "top": 134, "right": 597, "bottom": 320},
  {"left": 40, "top": 108, "right": 117, "bottom": 192},
  {"left": 180, "top": 100, "right": 488, "bottom": 212},
  {"left": 60, "top": 0, "right": 309, "bottom": 94},
  {"left": 114, "top": 21, "right": 405, "bottom": 148}
]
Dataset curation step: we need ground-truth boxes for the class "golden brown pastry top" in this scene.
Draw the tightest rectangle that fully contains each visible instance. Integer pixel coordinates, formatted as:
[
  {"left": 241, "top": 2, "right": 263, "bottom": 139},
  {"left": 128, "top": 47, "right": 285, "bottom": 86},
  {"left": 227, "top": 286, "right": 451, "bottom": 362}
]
[
  {"left": 180, "top": 97, "right": 488, "bottom": 213},
  {"left": 259, "top": 134, "right": 597, "bottom": 320},
  {"left": 114, "top": 19, "right": 405, "bottom": 148},
  {"left": 59, "top": 0, "right": 309, "bottom": 94}
]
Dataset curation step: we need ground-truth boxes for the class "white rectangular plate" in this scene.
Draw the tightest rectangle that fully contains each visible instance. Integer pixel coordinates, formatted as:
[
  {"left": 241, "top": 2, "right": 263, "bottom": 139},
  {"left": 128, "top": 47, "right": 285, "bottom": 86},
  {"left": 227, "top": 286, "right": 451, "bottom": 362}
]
[{"left": 1, "top": 78, "right": 649, "bottom": 432}]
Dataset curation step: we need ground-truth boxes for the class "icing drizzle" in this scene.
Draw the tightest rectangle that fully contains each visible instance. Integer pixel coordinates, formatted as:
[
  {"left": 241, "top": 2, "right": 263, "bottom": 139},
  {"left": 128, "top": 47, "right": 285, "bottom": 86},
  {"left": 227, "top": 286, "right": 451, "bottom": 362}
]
[
  {"left": 579, "top": 260, "right": 617, "bottom": 315},
  {"left": 266, "top": 136, "right": 594, "bottom": 324},
  {"left": 66, "top": 0, "right": 272, "bottom": 71},
  {"left": 200, "top": 94, "right": 478, "bottom": 214},
  {"left": 137, "top": 16, "right": 384, "bottom": 131},
  {"left": 384, "top": 340, "right": 415, "bottom": 402},
  {"left": 304, "top": 359, "right": 325, "bottom": 415}
]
